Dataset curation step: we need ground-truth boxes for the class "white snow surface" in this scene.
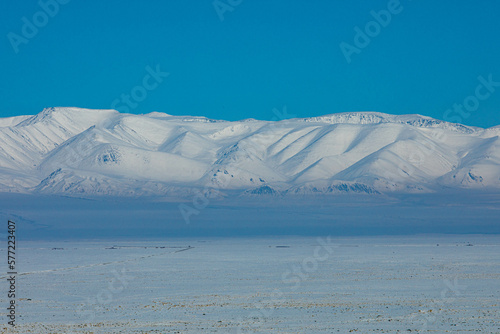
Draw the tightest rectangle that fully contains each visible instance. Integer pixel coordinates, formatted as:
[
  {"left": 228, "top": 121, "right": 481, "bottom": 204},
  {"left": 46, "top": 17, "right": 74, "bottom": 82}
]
[
  {"left": 3, "top": 236, "right": 500, "bottom": 333},
  {"left": 1, "top": 107, "right": 500, "bottom": 197}
]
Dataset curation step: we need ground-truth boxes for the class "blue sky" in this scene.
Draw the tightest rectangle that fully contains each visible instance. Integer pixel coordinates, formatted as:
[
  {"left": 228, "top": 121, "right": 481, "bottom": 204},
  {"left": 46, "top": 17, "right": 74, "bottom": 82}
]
[{"left": 1, "top": 0, "right": 499, "bottom": 127}]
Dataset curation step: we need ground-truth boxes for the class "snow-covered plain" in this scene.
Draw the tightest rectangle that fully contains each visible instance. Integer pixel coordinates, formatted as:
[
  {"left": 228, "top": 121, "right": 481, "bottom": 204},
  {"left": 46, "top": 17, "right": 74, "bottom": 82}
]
[{"left": 1, "top": 236, "right": 499, "bottom": 333}]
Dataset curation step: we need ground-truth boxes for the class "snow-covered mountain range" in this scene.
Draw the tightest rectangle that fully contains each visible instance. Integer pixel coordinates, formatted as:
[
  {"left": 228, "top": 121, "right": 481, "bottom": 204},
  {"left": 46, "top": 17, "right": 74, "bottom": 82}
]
[{"left": 0, "top": 107, "right": 499, "bottom": 197}]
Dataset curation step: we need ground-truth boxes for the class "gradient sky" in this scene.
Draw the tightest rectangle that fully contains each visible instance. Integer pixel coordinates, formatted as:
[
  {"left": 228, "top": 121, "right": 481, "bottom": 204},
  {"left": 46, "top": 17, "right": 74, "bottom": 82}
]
[{"left": 1, "top": 0, "right": 499, "bottom": 127}]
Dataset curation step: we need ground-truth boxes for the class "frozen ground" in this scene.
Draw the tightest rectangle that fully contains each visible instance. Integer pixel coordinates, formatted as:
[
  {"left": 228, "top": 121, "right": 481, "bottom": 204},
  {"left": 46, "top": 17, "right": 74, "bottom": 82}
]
[{"left": 1, "top": 235, "right": 499, "bottom": 333}]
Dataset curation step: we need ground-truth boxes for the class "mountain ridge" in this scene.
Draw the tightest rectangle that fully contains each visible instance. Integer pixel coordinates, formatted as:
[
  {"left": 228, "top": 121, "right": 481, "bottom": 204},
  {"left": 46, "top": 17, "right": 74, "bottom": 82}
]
[{"left": 0, "top": 107, "right": 499, "bottom": 197}]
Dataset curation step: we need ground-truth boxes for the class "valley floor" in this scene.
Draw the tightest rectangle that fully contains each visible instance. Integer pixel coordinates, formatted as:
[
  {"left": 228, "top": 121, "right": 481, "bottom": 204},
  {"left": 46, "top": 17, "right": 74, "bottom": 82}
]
[{"left": 1, "top": 235, "right": 499, "bottom": 333}]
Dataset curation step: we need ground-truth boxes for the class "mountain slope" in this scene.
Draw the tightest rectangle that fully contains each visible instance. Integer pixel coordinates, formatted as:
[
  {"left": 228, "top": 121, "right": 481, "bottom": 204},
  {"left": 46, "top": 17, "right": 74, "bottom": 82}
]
[{"left": 0, "top": 107, "right": 499, "bottom": 197}]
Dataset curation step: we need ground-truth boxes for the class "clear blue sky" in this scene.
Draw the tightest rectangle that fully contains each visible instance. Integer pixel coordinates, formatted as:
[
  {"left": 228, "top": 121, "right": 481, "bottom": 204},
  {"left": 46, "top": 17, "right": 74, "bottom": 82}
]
[{"left": 1, "top": 0, "right": 499, "bottom": 127}]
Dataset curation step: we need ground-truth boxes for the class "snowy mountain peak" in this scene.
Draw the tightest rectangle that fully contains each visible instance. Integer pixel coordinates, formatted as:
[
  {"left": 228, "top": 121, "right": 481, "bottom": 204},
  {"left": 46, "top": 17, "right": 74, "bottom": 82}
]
[
  {"left": 300, "top": 112, "right": 477, "bottom": 133},
  {"left": 17, "top": 107, "right": 118, "bottom": 128},
  {"left": 0, "top": 107, "right": 498, "bottom": 197}
]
